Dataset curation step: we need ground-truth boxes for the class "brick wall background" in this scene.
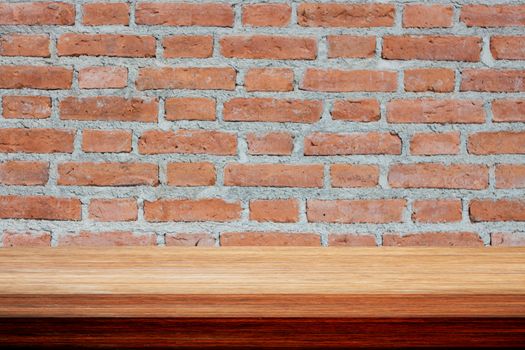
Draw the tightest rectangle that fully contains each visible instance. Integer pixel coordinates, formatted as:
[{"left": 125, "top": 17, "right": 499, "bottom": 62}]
[{"left": 1, "top": 0, "right": 525, "bottom": 248}]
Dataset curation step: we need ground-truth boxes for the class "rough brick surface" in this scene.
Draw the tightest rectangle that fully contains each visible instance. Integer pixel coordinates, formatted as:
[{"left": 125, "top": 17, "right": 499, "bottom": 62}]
[{"left": 1, "top": 0, "right": 523, "bottom": 247}]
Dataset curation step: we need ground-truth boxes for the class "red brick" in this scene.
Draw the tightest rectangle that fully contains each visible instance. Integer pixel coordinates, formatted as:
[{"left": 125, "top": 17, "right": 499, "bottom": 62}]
[
  {"left": 0, "top": 161, "right": 48, "bottom": 186},
  {"left": 470, "top": 199, "right": 525, "bottom": 222},
  {"left": 461, "top": 69, "right": 525, "bottom": 92},
  {"left": 165, "top": 233, "right": 216, "bottom": 247},
  {"left": 224, "top": 163, "right": 323, "bottom": 188},
  {"left": 383, "top": 36, "right": 481, "bottom": 61},
  {"left": 496, "top": 164, "right": 525, "bottom": 189},
  {"left": 383, "top": 232, "right": 483, "bottom": 247},
  {"left": 58, "top": 162, "right": 158, "bottom": 186},
  {"left": 0, "top": 65, "right": 72, "bottom": 89},
  {"left": 468, "top": 131, "right": 525, "bottom": 154},
  {"left": 327, "top": 35, "right": 375, "bottom": 58},
  {"left": 331, "top": 99, "right": 380, "bottom": 122},
  {"left": 0, "top": 34, "right": 50, "bottom": 57},
  {"left": 220, "top": 35, "right": 317, "bottom": 60},
  {"left": 298, "top": 3, "right": 395, "bottom": 27},
  {"left": 2, "top": 96, "right": 51, "bottom": 119},
  {"left": 139, "top": 130, "right": 237, "bottom": 155},
  {"left": 404, "top": 68, "right": 455, "bottom": 92},
  {"left": 78, "top": 67, "right": 127, "bottom": 89},
  {"left": 389, "top": 163, "right": 488, "bottom": 190},
  {"left": 136, "top": 67, "right": 236, "bottom": 90},
  {"left": 328, "top": 234, "right": 377, "bottom": 247},
  {"left": 307, "top": 199, "right": 406, "bottom": 224},
  {"left": 461, "top": 5, "right": 525, "bottom": 27},
  {"left": 492, "top": 232, "right": 525, "bottom": 247},
  {"left": 136, "top": 2, "right": 233, "bottom": 27},
  {"left": 0, "top": 2, "right": 74, "bottom": 25},
  {"left": 246, "top": 132, "right": 293, "bottom": 156},
  {"left": 167, "top": 162, "right": 216, "bottom": 186},
  {"left": 2, "top": 231, "right": 51, "bottom": 248},
  {"left": 144, "top": 199, "right": 241, "bottom": 222},
  {"left": 165, "top": 98, "right": 216, "bottom": 121},
  {"left": 403, "top": 4, "right": 453, "bottom": 28},
  {"left": 221, "top": 232, "right": 319, "bottom": 246},
  {"left": 244, "top": 68, "right": 294, "bottom": 92},
  {"left": 304, "top": 132, "right": 401, "bottom": 155},
  {"left": 163, "top": 35, "right": 213, "bottom": 58},
  {"left": 88, "top": 198, "right": 138, "bottom": 222},
  {"left": 60, "top": 97, "right": 157, "bottom": 122},
  {"left": 82, "top": 129, "right": 132, "bottom": 153},
  {"left": 59, "top": 231, "right": 155, "bottom": 247},
  {"left": 492, "top": 100, "right": 525, "bottom": 122},
  {"left": 330, "top": 164, "right": 379, "bottom": 188},
  {"left": 0, "top": 195, "right": 81, "bottom": 221},
  {"left": 83, "top": 2, "right": 129, "bottom": 25},
  {"left": 413, "top": 199, "right": 462, "bottom": 223},
  {"left": 410, "top": 132, "right": 460, "bottom": 155},
  {"left": 223, "top": 98, "right": 322, "bottom": 123},
  {"left": 57, "top": 34, "right": 155, "bottom": 57},
  {"left": 491, "top": 36, "right": 525, "bottom": 60},
  {"left": 387, "top": 99, "right": 485, "bottom": 124},
  {"left": 242, "top": 4, "right": 291, "bottom": 27},
  {"left": 249, "top": 199, "right": 299, "bottom": 223},
  {"left": 0, "top": 128, "right": 74, "bottom": 153},
  {"left": 301, "top": 69, "right": 397, "bottom": 92}
]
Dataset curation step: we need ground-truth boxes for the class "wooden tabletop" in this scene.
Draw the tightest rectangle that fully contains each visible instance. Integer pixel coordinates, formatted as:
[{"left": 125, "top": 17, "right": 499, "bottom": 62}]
[{"left": 1, "top": 247, "right": 524, "bottom": 318}]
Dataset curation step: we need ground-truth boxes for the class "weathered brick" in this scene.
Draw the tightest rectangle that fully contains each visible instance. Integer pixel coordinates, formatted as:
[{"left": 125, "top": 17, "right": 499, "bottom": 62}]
[
  {"left": 60, "top": 97, "right": 157, "bottom": 122},
  {"left": 0, "top": 34, "right": 50, "bottom": 57},
  {"left": 2, "top": 96, "right": 51, "bottom": 119},
  {"left": 223, "top": 98, "right": 322, "bottom": 123},
  {"left": 383, "top": 232, "right": 483, "bottom": 247},
  {"left": 304, "top": 132, "right": 401, "bottom": 155},
  {"left": 301, "top": 69, "right": 397, "bottom": 92},
  {"left": 136, "top": 67, "right": 236, "bottom": 90},
  {"left": 0, "top": 2, "right": 75, "bottom": 25},
  {"left": 331, "top": 99, "right": 380, "bottom": 122},
  {"left": 249, "top": 199, "right": 299, "bottom": 223},
  {"left": 88, "top": 198, "right": 138, "bottom": 222},
  {"left": 242, "top": 4, "right": 291, "bottom": 27},
  {"left": 328, "top": 234, "right": 377, "bottom": 247},
  {"left": 221, "top": 232, "right": 319, "bottom": 246},
  {"left": 0, "top": 128, "right": 74, "bottom": 153},
  {"left": 387, "top": 99, "right": 485, "bottom": 124},
  {"left": 470, "top": 199, "right": 525, "bottom": 222},
  {"left": 78, "top": 67, "right": 128, "bottom": 89},
  {"left": 0, "top": 161, "right": 48, "bottom": 186},
  {"left": 167, "top": 162, "right": 216, "bottom": 186},
  {"left": 461, "top": 70, "right": 525, "bottom": 92},
  {"left": 2, "top": 231, "right": 51, "bottom": 248},
  {"left": 404, "top": 68, "right": 455, "bottom": 93},
  {"left": 59, "top": 231, "right": 155, "bottom": 247},
  {"left": 165, "top": 97, "right": 216, "bottom": 121},
  {"left": 491, "top": 36, "right": 525, "bottom": 60},
  {"left": 0, "top": 66, "right": 72, "bottom": 89},
  {"left": 165, "top": 233, "right": 216, "bottom": 247},
  {"left": 330, "top": 164, "right": 379, "bottom": 188},
  {"left": 82, "top": 2, "right": 129, "bottom": 25},
  {"left": 412, "top": 199, "right": 462, "bottom": 223},
  {"left": 163, "top": 35, "right": 213, "bottom": 58},
  {"left": 403, "top": 4, "right": 453, "bottom": 28},
  {"left": 139, "top": 130, "right": 237, "bottom": 155},
  {"left": 136, "top": 2, "right": 234, "bottom": 27},
  {"left": 244, "top": 68, "right": 294, "bottom": 92},
  {"left": 410, "top": 132, "right": 460, "bottom": 155},
  {"left": 58, "top": 34, "right": 155, "bottom": 57},
  {"left": 492, "top": 100, "right": 525, "bottom": 122},
  {"left": 221, "top": 35, "right": 317, "bottom": 60},
  {"left": 468, "top": 132, "right": 525, "bottom": 154},
  {"left": 224, "top": 163, "right": 324, "bottom": 188},
  {"left": 389, "top": 163, "right": 488, "bottom": 189},
  {"left": 495, "top": 164, "right": 525, "bottom": 189},
  {"left": 307, "top": 199, "right": 406, "bottom": 224},
  {"left": 82, "top": 129, "right": 132, "bottom": 153},
  {"left": 492, "top": 232, "right": 525, "bottom": 247},
  {"left": 461, "top": 5, "right": 525, "bottom": 27},
  {"left": 0, "top": 195, "right": 81, "bottom": 221},
  {"left": 144, "top": 199, "right": 241, "bottom": 222},
  {"left": 383, "top": 36, "right": 481, "bottom": 61},
  {"left": 298, "top": 3, "right": 395, "bottom": 27},
  {"left": 327, "top": 35, "right": 376, "bottom": 58},
  {"left": 58, "top": 162, "right": 158, "bottom": 186},
  {"left": 246, "top": 132, "right": 294, "bottom": 156}
]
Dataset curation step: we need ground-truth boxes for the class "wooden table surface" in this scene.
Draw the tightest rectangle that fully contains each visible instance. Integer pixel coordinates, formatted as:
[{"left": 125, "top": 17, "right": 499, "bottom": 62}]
[{"left": 1, "top": 247, "right": 524, "bottom": 348}]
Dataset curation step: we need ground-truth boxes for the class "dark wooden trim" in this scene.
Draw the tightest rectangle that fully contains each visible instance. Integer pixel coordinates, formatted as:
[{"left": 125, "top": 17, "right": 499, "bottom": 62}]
[{"left": 1, "top": 317, "right": 524, "bottom": 349}]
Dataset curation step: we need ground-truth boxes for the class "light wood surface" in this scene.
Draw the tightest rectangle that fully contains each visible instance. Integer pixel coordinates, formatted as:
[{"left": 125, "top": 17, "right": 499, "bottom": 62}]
[{"left": 1, "top": 247, "right": 524, "bottom": 317}]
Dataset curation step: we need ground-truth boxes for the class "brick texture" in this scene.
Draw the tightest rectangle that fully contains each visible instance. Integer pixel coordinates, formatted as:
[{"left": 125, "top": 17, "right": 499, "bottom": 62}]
[{"left": 1, "top": 1, "right": 523, "bottom": 247}]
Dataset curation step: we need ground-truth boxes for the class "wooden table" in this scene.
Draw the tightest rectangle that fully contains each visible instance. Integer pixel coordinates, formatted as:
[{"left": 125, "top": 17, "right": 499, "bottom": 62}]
[{"left": 1, "top": 247, "right": 524, "bottom": 348}]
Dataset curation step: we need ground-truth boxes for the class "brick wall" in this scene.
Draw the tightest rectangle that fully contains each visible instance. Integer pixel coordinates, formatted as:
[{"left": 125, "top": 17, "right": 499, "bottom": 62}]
[{"left": 1, "top": 1, "right": 524, "bottom": 248}]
